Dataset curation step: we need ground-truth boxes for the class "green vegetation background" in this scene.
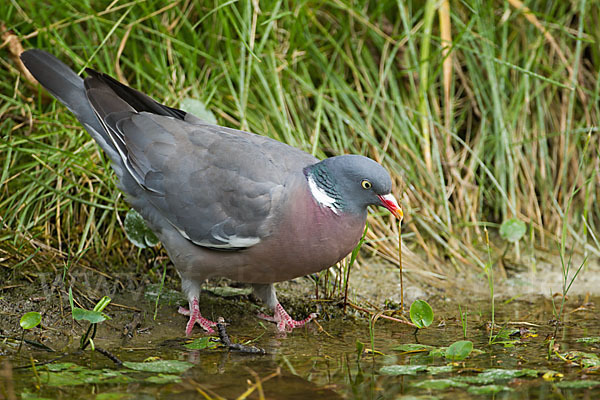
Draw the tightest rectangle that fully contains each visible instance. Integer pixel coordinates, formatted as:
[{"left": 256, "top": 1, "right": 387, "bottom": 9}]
[{"left": 1, "top": 0, "right": 598, "bottom": 285}]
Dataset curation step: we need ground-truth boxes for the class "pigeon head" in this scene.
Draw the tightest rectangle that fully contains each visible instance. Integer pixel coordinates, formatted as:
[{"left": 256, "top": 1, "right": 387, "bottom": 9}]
[{"left": 304, "top": 155, "right": 403, "bottom": 219}]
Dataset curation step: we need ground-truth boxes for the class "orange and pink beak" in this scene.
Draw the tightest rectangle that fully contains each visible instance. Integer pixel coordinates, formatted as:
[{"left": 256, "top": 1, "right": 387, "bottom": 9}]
[{"left": 378, "top": 194, "right": 403, "bottom": 220}]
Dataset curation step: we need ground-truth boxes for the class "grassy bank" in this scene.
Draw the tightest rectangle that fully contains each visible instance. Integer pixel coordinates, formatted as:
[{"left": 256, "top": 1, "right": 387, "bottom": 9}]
[{"left": 1, "top": 0, "right": 598, "bottom": 289}]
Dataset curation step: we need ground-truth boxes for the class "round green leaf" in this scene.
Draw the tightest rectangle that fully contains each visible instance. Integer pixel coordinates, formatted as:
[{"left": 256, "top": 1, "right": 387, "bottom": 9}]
[
  {"left": 379, "top": 365, "right": 427, "bottom": 376},
  {"left": 499, "top": 218, "right": 526, "bottom": 243},
  {"left": 445, "top": 340, "right": 473, "bottom": 361},
  {"left": 468, "top": 384, "right": 512, "bottom": 395},
  {"left": 72, "top": 308, "right": 109, "bottom": 324},
  {"left": 410, "top": 299, "right": 434, "bottom": 328},
  {"left": 20, "top": 311, "right": 42, "bottom": 330},
  {"left": 124, "top": 209, "right": 159, "bottom": 248},
  {"left": 184, "top": 337, "right": 217, "bottom": 350},
  {"left": 123, "top": 360, "right": 194, "bottom": 373},
  {"left": 180, "top": 98, "right": 217, "bottom": 125}
]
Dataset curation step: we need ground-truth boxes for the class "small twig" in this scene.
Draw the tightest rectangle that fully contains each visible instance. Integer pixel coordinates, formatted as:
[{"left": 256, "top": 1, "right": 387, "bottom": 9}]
[
  {"left": 14, "top": 351, "right": 77, "bottom": 370},
  {"left": 94, "top": 347, "right": 123, "bottom": 367},
  {"left": 0, "top": 335, "right": 55, "bottom": 352},
  {"left": 311, "top": 319, "right": 335, "bottom": 338},
  {"left": 216, "top": 318, "right": 265, "bottom": 354},
  {"left": 236, "top": 367, "right": 281, "bottom": 400},
  {"left": 346, "top": 301, "right": 417, "bottom": 328}
]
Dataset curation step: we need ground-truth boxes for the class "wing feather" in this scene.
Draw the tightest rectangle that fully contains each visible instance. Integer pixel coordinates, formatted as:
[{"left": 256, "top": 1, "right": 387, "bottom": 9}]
[{"left": 83, "top": 71, "right": 317, "bottom": 250}]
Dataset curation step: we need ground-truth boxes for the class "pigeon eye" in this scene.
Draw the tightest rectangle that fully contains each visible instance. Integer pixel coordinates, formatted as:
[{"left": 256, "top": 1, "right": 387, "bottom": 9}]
[{"left": 361, "top": 180, "right": 372, "bottom": 190}]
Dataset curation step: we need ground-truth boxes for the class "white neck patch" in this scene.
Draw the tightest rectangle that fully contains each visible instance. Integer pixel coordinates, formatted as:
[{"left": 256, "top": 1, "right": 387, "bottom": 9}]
[{"left": 307, "top": 175, "right": 339, "bottom": 214}]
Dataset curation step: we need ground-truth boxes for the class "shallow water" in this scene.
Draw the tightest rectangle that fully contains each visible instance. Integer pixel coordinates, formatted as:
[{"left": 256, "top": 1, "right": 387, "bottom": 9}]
[{"left": 2, "top": 290, "right": 599, "bottom": 399}]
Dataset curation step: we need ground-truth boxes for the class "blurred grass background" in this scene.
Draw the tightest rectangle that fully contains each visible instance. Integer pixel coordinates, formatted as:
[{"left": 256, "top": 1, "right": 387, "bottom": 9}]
[{"left": 1, "top": 0, "right": 598, "bottom": 291}]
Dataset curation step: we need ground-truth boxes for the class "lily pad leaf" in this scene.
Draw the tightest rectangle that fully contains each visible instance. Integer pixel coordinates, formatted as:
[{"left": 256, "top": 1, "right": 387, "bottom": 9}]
[
  {"left": 468, "top": 385, "right": 513, "bottom": 395},
  {"left": 124, "top": 209, "right": 160, "bottom": 248},
  {"left": 144, "top": 374, "right": 182, "bottom": 384},
  {"left": 555, "top": 380, "right": 600, "bottom": 389},
  {"left": 72, "top": 308, "right": 109, "bottom": 324},
  {"left": 95, "top": 393, "right": 135, "bottom": 400},
  {"left": 45, "top": 363, "right": 84, "bottom": 372},
  {"left": 391, "top": 343, "right": 435, "bottom": 352},
  {"left": 427, "top": 365, "right": 454, "bottom": 374},
  {"left": 410, "top": 299, "right": 434, "bottom": 328},
  {"left": 123, "top": 360, "right": 194, "bottom": 373},
  {"left": 20, "top": 312, "right": 42, "bottom": 330},
  {"left": 445, "top": 340, "right": 473, "bottom": 361},
  {"left": 184, "top": 337, "right": 218, "bottom": 350},
  {"left": 562, "top": 351, "right": 600, "bottom": 368},
  {"left": 576, "top": 337, "right": 600, "bottom": 344},
  {"left": 379, "top": 365, "right": 427, "bottom": 376},
  {"left": 412, "top": 379, "right": 468, "bottom": 389},
  {"left": 180, "top": 98, "right": 217, "bottom": 124},
  {"left": 500, "top": 218, "right": 526, "bottom": 243}
]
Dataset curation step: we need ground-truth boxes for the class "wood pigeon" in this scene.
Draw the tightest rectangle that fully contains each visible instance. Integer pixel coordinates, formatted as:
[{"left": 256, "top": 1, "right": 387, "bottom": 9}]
[{"left": 20, "top": 49, "right": 403, "bottom": 334}]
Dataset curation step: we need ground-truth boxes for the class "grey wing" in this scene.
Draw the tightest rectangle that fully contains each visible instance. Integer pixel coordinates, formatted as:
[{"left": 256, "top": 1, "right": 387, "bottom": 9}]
[
  {"left": 112, "top": 113, "right": 293, "bottom": 250},
  {"left": 82, "top": 69, "right": 317, "bottom": 250}
]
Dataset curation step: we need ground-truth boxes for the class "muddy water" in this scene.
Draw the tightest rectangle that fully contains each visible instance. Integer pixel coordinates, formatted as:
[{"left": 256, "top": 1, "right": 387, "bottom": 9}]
[{"left": 2, "top": 286, "right": 599, "bottom": 399}]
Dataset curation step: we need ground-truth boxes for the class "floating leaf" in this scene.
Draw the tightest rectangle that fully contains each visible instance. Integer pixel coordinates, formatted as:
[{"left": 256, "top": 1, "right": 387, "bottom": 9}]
[
  {"left": 468, "top": 385, "right": 512, "bottom": 395},
  {"left": 123, "top": 360, "right": 194, "bottom": 373},
  {"left": 72, "top": 308, "right": 109, "bottom": 324},
  {"left": 412, "top": 379, "right": 468, "bottom": 389},
  {"left": 455, "top": 375, "right": 495, "bottom": 385},
  {"left": 379, "top": 365, "right": 427, "bottom": 376},
  {"left": 554, "top": 380, "right": 600, "bottom": 389},
  {"left": 21, "top": 392, "right": 54, "bottom": 400},
  {"left": 20, "top": 312, "right": 42, "bottom": 330},
  {"left": 499, "top": 218, "right": 527, "bottom": 243},
  {"left": 45, "top": 363, "right": 84, "bottom": 372},
  {"left": 481, "top": 368, "right": 538, "bottom": 380},
  {"left": 562, "top": 351, "right": 600, "bottom": 368},
  {"left": 124, "top": 209, "right": 160, "bottom": 248},
  {"left": 144, "top": 374, "right": 182, "bottom": 384},
  {"left": 184, "top": 337, "right": 218, "bottom": 350},
  {"left": 43, "top": 370, "right": 133, "bottom": 387},
  {"left": 456, "top": 368, "right": 538, "bottom": 385},
  {"left": 391, "top": 343, "right": 435, "bottom": 352},
  {"left": 180, "top": 98, "right": 217, "bottom": 124},
  {"left": 576, "top": 337, "right": 600, "bottom": 344},
  {"left": 409, "top": 300, "right": 434, "bottom": 328},
  {"left": 428, "top": 347, "right": 448, "bottom": 358},
  {"left": 445, "top": 340, "right": 473, "bottom": 361},
  {"left": 427, "top": 365, "right": 454, "bottom": 375},
  {"left": 95, "top": 393, "right": 135, "bottom": 400}
]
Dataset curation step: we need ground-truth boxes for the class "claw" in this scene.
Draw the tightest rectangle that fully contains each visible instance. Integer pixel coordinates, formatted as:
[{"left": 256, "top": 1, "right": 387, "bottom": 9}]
[
  {"left": 179, "top": 297, "right": 217, "bottom": 335},
  {"left": 260, "top": 303, "right": 317, "bottom": 332}
]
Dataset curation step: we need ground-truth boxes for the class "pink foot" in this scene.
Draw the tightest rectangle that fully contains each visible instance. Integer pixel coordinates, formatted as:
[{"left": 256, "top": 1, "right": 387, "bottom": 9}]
[
  {"left": 178, "top": 297, "right": 217, "bottom": 335},
  {"left": 258, "top": 303, "right": 317, "bottom": 332}
]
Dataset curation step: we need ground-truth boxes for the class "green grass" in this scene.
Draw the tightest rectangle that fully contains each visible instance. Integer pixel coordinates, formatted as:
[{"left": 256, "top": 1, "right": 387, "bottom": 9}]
[{"left": 1, "top": 0, "right": 598, "bottom": 285}]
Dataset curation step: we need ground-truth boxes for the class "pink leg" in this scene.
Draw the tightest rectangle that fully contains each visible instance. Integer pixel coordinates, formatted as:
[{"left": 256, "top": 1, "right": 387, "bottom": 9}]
[
  {"left": 178, "top": 297, "right": 217, "bottom": 335},
  {"left": 258, "top": 302, "right": 317, "bottom": 332}
]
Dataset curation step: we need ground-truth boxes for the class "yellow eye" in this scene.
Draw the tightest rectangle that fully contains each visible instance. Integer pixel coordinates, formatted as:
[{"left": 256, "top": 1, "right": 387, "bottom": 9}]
[{"left": 361, "top": 180, "right": 372, "bottom": 189}]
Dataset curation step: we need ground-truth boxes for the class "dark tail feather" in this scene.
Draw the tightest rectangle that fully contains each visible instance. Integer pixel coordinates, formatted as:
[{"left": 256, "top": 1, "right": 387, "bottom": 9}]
[
  {"left": 83, "top": 68, "right": 187, "bottom": 120},
  {"left": 20, "top": 49, "right": 118, "bottom": 161}
]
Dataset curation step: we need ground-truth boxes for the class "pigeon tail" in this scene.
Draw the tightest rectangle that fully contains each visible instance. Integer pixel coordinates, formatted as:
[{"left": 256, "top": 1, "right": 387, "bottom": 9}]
[{"left": 19, "top": 50, "right": 120, "bottom": 165}]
